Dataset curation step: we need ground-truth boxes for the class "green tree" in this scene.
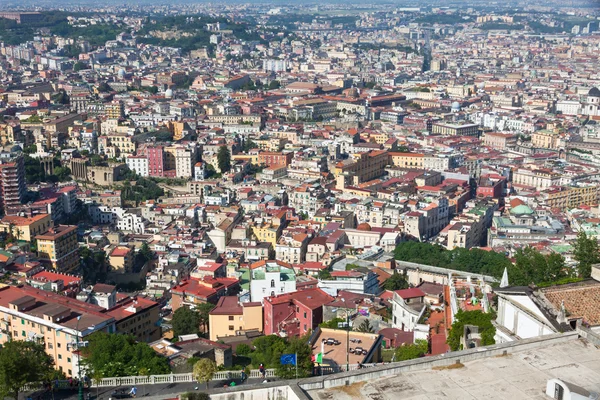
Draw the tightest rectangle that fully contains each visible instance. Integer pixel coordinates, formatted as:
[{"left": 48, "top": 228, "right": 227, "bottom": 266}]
[
  {"left": 139, "top": 242, "right": 154, "bottom": 262},
  {"left": 319, "top": 317, "right": 345, "bottom": 329},
  {"left": 274, "top": 334, "right": 313, "bottom": 379},
  {"left": 73, "top": 62, "right": 87, "bottom": 72},
  {"left": 197, "top": 302, "right": 215, "bottom": 335},
  {"left": 192, "top": 358, "right": 217, "bottom": 389},
  {"left": 235, "top": 343, "right": 252, "bottom": 356},
  {"left": 172, "top": 306, "right": 201, "bottom": 338},
  {"left": 97, "top": 82, "right": 111, "bottom": 93},
  {"left": 53, "top": 166, "right": 71, "bottom": 182},
  {"left": 52, "top": 90, "right": 69, "bottom": 105},
  {"left": 383, "top": 271, "right": 408, "bottom": 291},
  {"left": 355, "top": 319, "right": 374, "bottom": 333},
  {"left": 317, "top": 269, "right": 332, "bottom": 280},
  {"left": 394, "top": 339, "right": 428, "bottom": 361},
  {"left": 217, "top": 145, "right": 231, "bottom": 173},
  {"left": 268, "top": 80, "right": 281, "bottom": 90},
  {"left": 573, "top": 231, "right": 600, "bottom": 278},
  {"left": 80, "top": 332, "right": 169, "bottom": 378},
  {"left": 23, "top": 144, "right": 37, "bottom": 154},
  {"left": 447, "top": 310, "right": 495, "bottom": 351},
  {"left": 0, "top": 340, "right": 54, "bottom": 400}
]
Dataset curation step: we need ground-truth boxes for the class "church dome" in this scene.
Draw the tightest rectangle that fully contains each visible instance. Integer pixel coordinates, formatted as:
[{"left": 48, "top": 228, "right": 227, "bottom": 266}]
[
  {"left": 357, "top": 222, "right": 372, "bottom": 231},
  {"left": 588, "top": 87, "right": 600, "bottom": 97},
  {"left": 165, "top": 88, "right": 173, "bottom": 98},
  {"left": 510, "top": 204, "right": 534, "bottom": 216}
]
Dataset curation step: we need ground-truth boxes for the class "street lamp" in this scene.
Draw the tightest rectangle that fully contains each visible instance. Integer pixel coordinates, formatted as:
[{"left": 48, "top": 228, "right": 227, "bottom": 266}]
[
  {"left": 74, "top": 316, "right": 83, "bottom": 400},
  {"left": 340, "top": 298, "right": 353, "bottom": 372}
]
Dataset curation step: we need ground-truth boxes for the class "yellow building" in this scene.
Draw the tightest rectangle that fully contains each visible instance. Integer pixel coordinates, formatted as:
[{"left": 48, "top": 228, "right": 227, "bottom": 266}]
[
  {"left": 35, "top": 225, "right": 79, "bottom": 272},
  {"left": 388, "top": 152, "right": 425, "bottom": 168},
  {"left": 252, "top": 224, "right": 281, "bottom": 247},
  {"left": 542, "top": 185, "right": 599, "bottom": 209},
  {"left": 0, "top": 213, "right": 52, "bottom": 242},
  {"left": 333, "top": 150, "right": 389, "bottom": 189},
  {"left": 0, "top": 285, "right": 115, "bottom": 377},
  {"left": 208, "top": 296, "right": 263, "bottom": 341},
  {"left": 108, "top": 134, "right": 136, "bottom": 155},
  {"left": 531, "top": 130, "right": 560, "bottom": 149},
  {"left": 108, "top": 245, "right": 135, "bottom": 273}
]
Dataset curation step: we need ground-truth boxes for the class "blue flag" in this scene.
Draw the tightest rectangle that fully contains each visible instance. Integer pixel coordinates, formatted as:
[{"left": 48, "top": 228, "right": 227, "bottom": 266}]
[{"left": 280, "top": 353, "right": 297, "bottom": 365}]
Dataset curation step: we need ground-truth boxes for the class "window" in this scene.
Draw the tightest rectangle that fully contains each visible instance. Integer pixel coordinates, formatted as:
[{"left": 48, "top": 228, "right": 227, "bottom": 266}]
[
  {"left": 270, "top": 279, "right": 275, "bottom": 288},
  {"left": 304, "top": 324, "right": 307, "bottom": 331},
  {"left": 229, "top": 325, "right": 234, "bottom": 331},
  {"left": 21, "top": 330, "right": 25, "bottom": 337},
  {"left": 58, "top": 354, "right": 62, "bottom": 360},
  {"left": 303, "top": 312, "right": 307, "bottom": 318},
  {"left": 67, "top": 357, "right": 71, "bottom": 363},
  {"left": 57, "top": 343, "right": 61, "bottom": 348},
  {"left": 21, "top": 319, "right": 24, "bottom": 325},
  {"left": 48, "top": 343, "right": 53, "bottom": 349},
  {"left": 228, "top": 316, "right": 234, "bottom": 321}
]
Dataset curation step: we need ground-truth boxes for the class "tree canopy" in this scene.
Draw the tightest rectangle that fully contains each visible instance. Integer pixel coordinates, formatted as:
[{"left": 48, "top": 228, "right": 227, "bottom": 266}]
[
  {"left": 383, "top": 271, "right": 409, "bottom": 291},
  {"left": 217, "top": 146, "right": 231, "bottom": 173},
  {"left": 80, "top": 332, "right": 170, "bottom": 378},
  {"left": 447, "top": 310, "right": 495, "bottom": 351},
  {"left": 394, "top": 339, "right": 428, "bottom": 361},
  {"left": 245, "top": 334, "right": 313, "bottom": 378},
  {"left": 172, "top": 306, "right": 201, "bottom": 338},
  {"left": 0, "top": 340, "right": 54, "bottom": 400},
  {"left": 573, "top": 231, "right": 600, "bottom": 278},
  {"left": 192, "top": 358, "right": 217, "bottom": 389},
  {"left": 394, "top": 241, "right": 573, "bottom": 287}
]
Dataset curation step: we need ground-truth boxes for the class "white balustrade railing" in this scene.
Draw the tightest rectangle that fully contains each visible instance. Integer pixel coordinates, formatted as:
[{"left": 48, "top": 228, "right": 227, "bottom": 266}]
[{"left": 25, "top": 363, "right": 380, "bottom": 391}]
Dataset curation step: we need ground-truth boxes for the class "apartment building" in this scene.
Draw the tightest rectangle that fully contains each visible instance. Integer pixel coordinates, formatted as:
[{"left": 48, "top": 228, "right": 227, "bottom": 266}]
[
  {"left": 249, "top": 260, "right": 297, "bottom": 303},
  {"left": 35, "top": 225, "right": 79, "bottom": 272},
  {"left": 431, "top": 123, "right": 479, "bottom": 136},
  {"left": 0, "top": 213, "right": 52, "bottom": 242},
  {"left": 126, "top": 155, "right": 149, "bottom": 177},
  {"left": 388, "top": 152, "right": 424, "bottom": 169},
  {"left": 334, "top": 150, "right": 388, "bottom": 189},
  {"left": 263, "top": 288, "right": 333, "bottom": 337},
  {"left": 109, "top": 245, "right": 135, "bottom": 273},
  {"left": 531, "top": 130, "right": 560, "bottom": 149},
  {"left": 512, "top": 168, "right": 562, "bottom": 190},
  {"left": 0, "top": 285, "right": 115, "bottom": 377},
  {"left": 208, "top": 296, "right": 263, "bottom": 341},
  {"left": 541, "top": 185, "right": 600, "bottom": 210},
  {"left": 482, "top": 132, "right": 517, "bottom": 150},
  {"left": 0, "top": 155, "right": 26, "bottom": 215},
  {"left": 258, "top": 151, "right": 294, "bottom": 167}
]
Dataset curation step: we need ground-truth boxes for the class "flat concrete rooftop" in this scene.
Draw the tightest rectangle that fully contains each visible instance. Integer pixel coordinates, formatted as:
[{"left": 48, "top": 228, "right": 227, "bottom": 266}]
[{"left": 308, "top": 338, "right": 600, "bottom": 399}]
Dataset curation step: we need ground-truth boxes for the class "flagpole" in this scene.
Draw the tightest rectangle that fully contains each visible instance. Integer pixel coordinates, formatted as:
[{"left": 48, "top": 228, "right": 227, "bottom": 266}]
[{"left": 295, "top": 352, "right": 298, "bottom": 380}]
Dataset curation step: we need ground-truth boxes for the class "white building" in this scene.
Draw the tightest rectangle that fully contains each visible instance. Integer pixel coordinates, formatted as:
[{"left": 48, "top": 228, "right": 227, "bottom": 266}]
[
  {"left": 249, "top": 260, "right": 297, "bottom": 303},
  {"left": 494, "top": 288, "right": 558, "bottom": 343},
  {"left": 116, "top": 210, "right": 147, "bottom": 234},
  {"left": 391, "top": 288, "right": 427, "bottom": 332},
  {"left": 126, "top": 155, "right": 149, "bottom": 177},
  {"left": 194, "top": 162, "right": 207, "bottom": 181},
  {"left": 318, "top": 270, "right": 380, "bottom": 297}
]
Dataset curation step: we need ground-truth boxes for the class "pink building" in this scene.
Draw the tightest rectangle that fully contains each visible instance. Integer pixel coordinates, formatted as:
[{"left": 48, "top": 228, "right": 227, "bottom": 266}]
[{"left": 147, "top": 146, "right": 164, "bottom": 177}]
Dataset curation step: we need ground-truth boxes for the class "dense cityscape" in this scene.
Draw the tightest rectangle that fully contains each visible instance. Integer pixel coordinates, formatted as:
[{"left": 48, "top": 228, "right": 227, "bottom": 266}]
[{"left": 0, "top": 1, "right": 599, "bottom": 399}]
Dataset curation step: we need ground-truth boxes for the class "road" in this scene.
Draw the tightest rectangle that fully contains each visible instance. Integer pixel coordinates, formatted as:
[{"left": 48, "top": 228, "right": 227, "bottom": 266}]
[{"left": 24, "top": 377, "right": 279, "bottom": 400}]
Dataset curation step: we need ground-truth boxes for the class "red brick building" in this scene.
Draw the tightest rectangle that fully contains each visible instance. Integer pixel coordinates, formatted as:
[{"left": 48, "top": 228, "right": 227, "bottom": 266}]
[
  {"left": 258, "top": 151, "right": 293, "bottom": 167},
  {"left": 263, "top": 288, "right": 333, "bottom": 337}
]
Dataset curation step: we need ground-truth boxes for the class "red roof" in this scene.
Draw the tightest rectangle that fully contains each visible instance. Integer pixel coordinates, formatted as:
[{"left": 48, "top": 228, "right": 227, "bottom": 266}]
[
  {"left": 265, "top": 288, "right": 333, "bottom": 310},
  {"left": 30, "top": 271, "right": 81, "bottom": 286},
  {"left": 110, "top": 246, "right": 132, "bottom": 257},
  {"left": 394, "top": 288, "right": 426, "bottom": 299}
]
